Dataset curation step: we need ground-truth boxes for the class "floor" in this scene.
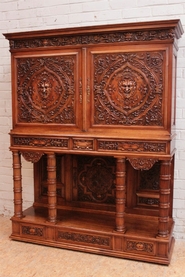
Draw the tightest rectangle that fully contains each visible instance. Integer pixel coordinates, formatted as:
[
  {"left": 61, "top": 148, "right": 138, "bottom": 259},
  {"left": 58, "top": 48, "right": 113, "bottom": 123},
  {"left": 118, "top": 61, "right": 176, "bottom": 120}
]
[{"left": 0, "top": 215, "right": 185, "bottom": 277}]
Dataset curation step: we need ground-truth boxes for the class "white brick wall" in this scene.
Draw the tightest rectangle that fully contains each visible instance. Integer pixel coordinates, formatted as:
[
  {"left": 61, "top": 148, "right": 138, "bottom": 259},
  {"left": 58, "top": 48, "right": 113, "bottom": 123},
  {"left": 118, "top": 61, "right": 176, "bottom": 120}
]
[{"left": 0, "top": 0, "right": 185, "bottom": 239}]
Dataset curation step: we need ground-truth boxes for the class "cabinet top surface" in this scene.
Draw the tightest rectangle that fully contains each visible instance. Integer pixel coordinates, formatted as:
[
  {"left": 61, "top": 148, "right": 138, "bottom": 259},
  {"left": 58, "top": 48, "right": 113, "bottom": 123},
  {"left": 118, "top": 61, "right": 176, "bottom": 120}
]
[{"left": 4, "top": 19, "right": 183, "bottom": 41}]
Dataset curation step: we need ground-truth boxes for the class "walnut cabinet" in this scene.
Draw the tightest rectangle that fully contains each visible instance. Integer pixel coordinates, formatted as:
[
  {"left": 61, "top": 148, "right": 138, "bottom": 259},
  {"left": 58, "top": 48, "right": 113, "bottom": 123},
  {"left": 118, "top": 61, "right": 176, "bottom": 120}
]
[{"left": 4, "top": 19, "right": 183, "bottom": 264}]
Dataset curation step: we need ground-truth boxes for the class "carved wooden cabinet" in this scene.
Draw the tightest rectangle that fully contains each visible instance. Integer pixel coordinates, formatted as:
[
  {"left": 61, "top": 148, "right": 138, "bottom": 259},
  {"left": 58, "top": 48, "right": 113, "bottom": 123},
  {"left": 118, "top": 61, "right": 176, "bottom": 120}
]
[{"left": 4, "top": 19, "right": 183, "bottom": 264}]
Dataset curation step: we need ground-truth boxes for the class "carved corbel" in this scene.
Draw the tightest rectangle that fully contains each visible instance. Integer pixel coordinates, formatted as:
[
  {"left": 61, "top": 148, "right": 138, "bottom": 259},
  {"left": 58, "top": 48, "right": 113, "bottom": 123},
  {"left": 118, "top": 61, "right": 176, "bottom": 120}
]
[
  {"left": 21, "top": 151, "right": 44, "bottom": 163},
  {"left": 127, "top": 158, "right": 158, "bottom": 170}
]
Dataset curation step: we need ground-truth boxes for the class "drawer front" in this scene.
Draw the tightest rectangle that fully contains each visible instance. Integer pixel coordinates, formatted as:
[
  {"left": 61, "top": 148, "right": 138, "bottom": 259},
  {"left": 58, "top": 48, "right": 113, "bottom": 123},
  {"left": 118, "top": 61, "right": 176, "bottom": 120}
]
[
  {"left": 57, "top": 229, "right": 111, "bottom": 249},
  {"left": 21, "top": 224, "right": 45, "bottom": 239},
  {"left": 125, "top": 239, "right": 155, "bottom": 255}
]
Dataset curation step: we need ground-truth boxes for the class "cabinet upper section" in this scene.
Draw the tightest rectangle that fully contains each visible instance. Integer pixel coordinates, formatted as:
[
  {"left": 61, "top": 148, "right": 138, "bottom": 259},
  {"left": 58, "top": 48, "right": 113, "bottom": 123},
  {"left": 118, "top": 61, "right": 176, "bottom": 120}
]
[{"left": 4, "top": 20, "right": 184, "bottom": 148}]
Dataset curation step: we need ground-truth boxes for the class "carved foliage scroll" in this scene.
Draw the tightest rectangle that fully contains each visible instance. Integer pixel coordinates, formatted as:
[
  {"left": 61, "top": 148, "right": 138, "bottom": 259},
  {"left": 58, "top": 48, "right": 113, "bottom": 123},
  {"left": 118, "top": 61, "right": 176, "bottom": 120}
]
[
  {"left": 10, "top": 28, "right": 176, "bottom": 49},
  {"left": 58, "top": 231, "right": 110, "bottom": 247},
  {"left": 98, "top": 140, "right": 166, "bottom": 153},
  {"left": 93, "top": 52, "right": 164, "bottom": 126},
  {"left": 17, "top": 55, "right": 76, "bottom": 124}
]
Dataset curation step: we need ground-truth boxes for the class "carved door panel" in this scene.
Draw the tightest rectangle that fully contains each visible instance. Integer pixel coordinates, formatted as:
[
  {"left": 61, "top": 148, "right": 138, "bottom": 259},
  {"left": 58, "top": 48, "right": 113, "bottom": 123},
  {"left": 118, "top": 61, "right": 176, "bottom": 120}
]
[
  {"left": 12, "top": 49, "right": 82, "bottom": 130},
  {"left": 86, "top": 45, "right": 167, "bottom": 132}
]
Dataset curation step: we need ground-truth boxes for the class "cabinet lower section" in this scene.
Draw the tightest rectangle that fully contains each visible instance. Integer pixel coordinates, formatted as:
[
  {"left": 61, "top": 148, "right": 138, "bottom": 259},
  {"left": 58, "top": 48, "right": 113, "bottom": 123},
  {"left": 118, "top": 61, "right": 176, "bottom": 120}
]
[{"left": 10, "top": 206, "right": 174, "bottom": 265}]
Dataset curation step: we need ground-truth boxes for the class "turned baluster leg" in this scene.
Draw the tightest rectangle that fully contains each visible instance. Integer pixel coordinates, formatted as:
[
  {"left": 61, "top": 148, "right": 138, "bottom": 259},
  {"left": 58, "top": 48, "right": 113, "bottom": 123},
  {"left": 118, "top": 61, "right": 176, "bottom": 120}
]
[
  {"left": 12, "top": 151, "right": 23, "bottom": 218},
  {"left": 47, "top": 153, "right": 57, "bottom": 223},
  {"left": 157, "top": 160, "right": 171, "bottom": 238},
  {"left": 115, "top": 157, "right": 126, "bottom": 233}
]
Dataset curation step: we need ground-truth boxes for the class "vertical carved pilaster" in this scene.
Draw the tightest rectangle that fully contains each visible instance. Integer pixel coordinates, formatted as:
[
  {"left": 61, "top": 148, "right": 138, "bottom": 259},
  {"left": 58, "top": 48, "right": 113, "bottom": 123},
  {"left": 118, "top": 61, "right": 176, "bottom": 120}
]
[
  {"left": 157, "top": 160, "right": 171, "bottom": 238},
  {"left": 47, "top": 153, "right": 57, "bottom": 223},
  {"left": 115, "top": 157, "right": 126, "bottom": 233},
  {"left": 12, "top": 151, "right": 23, "bottom": 218}
]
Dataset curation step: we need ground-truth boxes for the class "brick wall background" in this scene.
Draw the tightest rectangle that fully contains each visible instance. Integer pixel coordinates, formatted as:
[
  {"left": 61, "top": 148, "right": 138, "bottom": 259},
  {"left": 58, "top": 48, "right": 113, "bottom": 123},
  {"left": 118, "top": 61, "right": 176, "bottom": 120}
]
[{"left": 0, "top": 0, "right": 185, "bottom": 239}]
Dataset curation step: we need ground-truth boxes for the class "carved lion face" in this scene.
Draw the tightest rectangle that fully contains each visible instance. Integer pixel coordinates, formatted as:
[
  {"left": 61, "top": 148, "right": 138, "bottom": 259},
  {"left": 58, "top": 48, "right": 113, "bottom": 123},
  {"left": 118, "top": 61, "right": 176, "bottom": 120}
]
[{"left": 119, "top": 78, "right": 136, "bottom": 98}]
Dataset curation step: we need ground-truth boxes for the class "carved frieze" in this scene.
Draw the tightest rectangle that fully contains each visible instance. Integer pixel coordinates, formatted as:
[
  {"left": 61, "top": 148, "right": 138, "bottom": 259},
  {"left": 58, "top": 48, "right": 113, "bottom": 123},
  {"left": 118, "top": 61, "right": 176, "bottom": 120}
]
[
  {"left": 9, "top": 28, "right": 176, "bottom": 49},
  {"left": 127, "top": 158, "right": 158, "bottom": 170},
  {"left": 14, "top": 137, "right": 69, "bottom": 148},
  {"left": 126, "top": 240, "right": 154, "bottom": 254},
  {"left": 98, "top": 140, "right": 166, "bottom": 153},
  {"left": 93, "top": 52, "right": 163, "bottom": 126},
  {"left": 16, "top": 56, "right": 76, "bottom": 124},
  {"left": 58, "top": 231, "right": 110, "bottom": 247},
  {"left": 21, "top": 151, "right": 44, "bottom": 163}
]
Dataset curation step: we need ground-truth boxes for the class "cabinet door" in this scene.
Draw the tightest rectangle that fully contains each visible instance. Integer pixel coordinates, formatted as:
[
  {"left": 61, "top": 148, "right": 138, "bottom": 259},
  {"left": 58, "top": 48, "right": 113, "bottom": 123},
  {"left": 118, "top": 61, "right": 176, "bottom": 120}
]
[
  {"left": 12, "top": 49, "right": 82, "bottom": 131},
  {"left": 86, "top": 45, "right": 168, "bottom": 136}
]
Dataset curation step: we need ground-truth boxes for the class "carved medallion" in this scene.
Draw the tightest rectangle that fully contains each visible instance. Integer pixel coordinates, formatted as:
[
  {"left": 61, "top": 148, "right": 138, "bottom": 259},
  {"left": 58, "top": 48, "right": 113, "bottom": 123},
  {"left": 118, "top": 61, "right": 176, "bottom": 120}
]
[
  {"left": 93, "top": 52, "right": 163, "bottom": 126},
  {"left": 17, "top": 56, "right": 76, "bottom": 124},
  {"left": 22, "top": 225, "right": 44, "bottom": 237},
  {"left": 126, "top": 240, "right": 154, "bottom": 254}
]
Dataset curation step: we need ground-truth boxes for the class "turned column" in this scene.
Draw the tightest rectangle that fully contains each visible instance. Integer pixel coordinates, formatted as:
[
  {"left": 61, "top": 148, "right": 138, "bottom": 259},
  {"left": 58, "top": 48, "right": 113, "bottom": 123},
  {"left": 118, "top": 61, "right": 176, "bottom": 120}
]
[
  {"left": 47, "top": 153, "right": 57, "bottom": 223},
  {"left": 157, "top": 159, "right": 171, "bottom": 238},
  {"left": 115, "top": 157, "right": 126, "bottom": 232},
  {"left": 12, "top": 151, "right": 23, "bottom": 218}
]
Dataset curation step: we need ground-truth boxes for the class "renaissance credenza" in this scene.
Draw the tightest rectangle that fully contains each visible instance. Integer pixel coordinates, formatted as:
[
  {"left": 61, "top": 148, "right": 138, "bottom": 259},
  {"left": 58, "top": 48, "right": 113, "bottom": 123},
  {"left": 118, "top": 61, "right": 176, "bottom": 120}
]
[{"left": 4, "top": 19, "right": 183, "bottom": 264}]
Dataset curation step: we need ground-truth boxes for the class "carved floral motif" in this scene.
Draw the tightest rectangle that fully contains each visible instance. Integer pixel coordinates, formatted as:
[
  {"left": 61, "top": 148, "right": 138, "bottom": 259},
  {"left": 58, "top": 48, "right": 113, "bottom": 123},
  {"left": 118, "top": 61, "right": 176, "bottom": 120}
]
[{"left": 17, "top": 56, "right": 76, "bottom": 124}]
